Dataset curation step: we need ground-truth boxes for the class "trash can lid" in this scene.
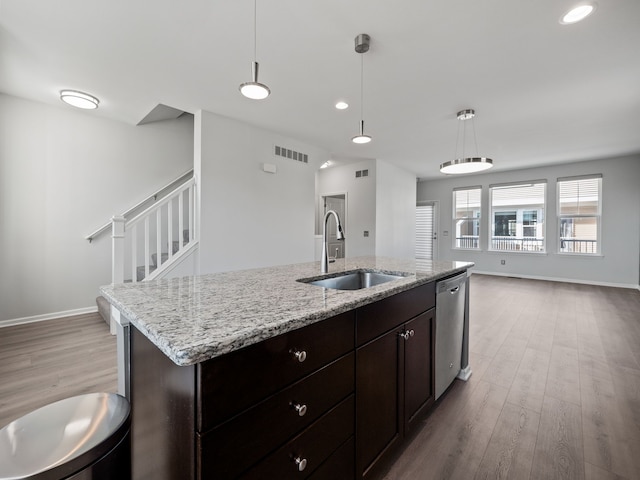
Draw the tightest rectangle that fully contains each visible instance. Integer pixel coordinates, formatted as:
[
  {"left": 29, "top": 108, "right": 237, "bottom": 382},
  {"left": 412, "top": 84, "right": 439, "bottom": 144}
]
[{"left": 0, "top": 392, "right": 130, "bottom": 480}]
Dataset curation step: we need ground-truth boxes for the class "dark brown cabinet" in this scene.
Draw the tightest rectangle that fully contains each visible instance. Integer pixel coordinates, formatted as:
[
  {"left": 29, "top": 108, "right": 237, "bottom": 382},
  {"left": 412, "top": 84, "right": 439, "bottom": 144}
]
[
  {"left": 129, "top": 279, "right": 441, "bottom": 480},
  {"left": 355, "top": 283, "right": 435, "bottom": 479}
]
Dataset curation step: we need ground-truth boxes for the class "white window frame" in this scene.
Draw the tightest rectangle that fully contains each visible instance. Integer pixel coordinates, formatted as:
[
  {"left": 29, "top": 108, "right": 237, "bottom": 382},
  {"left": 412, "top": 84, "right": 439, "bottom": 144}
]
[
  {"left": 557, "top": 174, "right": 602, "bottom": 256},
  {"left": 452, "top": 187, "right": 482, "bottom": 251},
  {"left": 489, "top": 180, "right": 547, "bottom": 253}
]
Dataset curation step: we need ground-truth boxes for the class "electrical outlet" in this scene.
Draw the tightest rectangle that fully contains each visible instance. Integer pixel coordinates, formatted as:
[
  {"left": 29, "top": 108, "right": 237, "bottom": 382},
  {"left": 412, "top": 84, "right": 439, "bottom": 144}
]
[{"left": 501, "top": 259, "right": 506, "bottom": 265}]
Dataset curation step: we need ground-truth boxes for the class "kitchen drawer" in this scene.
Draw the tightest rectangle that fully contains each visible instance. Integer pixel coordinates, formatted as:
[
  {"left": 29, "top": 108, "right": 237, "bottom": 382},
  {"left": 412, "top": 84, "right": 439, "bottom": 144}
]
[
  {"left": 308, "top": 437, "right": 354, "bottom": 480},
  {"left": 197, "top": 310, "right": 355, "bottom": 431},
  {"left": 356, "top": 282, "right": 435, "bottom": 347},
  {"left": 239, "top": 395, "right": 355, "bottom": 480},
  {"left": 197, "top": 352, "right": 354, "bottom": 479}
]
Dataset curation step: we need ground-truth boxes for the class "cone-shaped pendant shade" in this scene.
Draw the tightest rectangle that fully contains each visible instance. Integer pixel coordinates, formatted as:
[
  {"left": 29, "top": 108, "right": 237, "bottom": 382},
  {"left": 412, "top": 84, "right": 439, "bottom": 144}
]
[
  {"left": 239, "top": 61, "right": 270, "bottom": 100},
  {"left": 352, "top": 120, "right": 372, "bottom": 144}
]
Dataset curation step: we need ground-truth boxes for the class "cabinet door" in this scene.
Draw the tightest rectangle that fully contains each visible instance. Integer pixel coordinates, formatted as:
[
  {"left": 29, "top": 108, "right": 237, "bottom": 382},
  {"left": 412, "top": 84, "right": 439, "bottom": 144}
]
[
  {"left": 404, "top": 309, "right": 435, "bottom": 434},
  {"left": 356, "top": 328, "right": 402, "bottom": 479}
]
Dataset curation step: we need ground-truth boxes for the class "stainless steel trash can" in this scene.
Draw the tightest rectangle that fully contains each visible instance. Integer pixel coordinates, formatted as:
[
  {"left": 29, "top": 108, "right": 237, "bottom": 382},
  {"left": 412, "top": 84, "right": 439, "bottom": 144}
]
[{"left": 0, "top": 392, "right": 130, "bottom": 480}]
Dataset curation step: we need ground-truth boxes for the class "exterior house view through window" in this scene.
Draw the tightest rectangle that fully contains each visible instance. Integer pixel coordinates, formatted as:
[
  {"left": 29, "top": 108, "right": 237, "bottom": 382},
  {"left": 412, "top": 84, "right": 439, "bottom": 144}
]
[
  {"left": 489, "top": 181, "right": 546, "bottom": 252},
  {"left": 453, "top": 187, "right": 481, "bottom": 249},
  {"left": 558, "top": 175, "right": 602, "bottom": 254}
]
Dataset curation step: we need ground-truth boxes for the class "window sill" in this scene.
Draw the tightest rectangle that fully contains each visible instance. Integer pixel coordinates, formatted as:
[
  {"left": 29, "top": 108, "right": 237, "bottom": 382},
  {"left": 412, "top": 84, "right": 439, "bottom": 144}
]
[
  {"left": 452, "top": 247, "right": 483, "bottom": 252},
  {"left": 487, "top": 250, "right": 548, "bottom": 256},
  {"left": 555, "top": 253, "right": 604, "bottom": 258}
]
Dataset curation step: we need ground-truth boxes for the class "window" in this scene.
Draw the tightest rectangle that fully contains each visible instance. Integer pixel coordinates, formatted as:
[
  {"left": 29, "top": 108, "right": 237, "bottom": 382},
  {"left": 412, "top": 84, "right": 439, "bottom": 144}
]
[
  {"left": 557, "top": 175, "right": 601, "bottom": 254},
  {"left": 453, "top": 187, "right": 481, "bottom": 249},
  {"left": 490, "top": 181, "right": 546, "bottom": 252}
]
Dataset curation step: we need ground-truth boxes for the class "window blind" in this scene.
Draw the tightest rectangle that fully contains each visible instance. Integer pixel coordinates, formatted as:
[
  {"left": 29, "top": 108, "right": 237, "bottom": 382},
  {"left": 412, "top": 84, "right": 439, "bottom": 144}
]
[{"left": 416, "top": 204, "right": 434, "bottom": 260}]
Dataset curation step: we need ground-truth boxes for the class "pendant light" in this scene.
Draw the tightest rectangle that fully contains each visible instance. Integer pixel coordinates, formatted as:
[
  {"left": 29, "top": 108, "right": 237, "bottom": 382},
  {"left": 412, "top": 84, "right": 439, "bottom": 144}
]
[
  {"left": 352, "top": 34, "right": 372, "bottom": 144},
  {"left": 440, "top": 109, "right": 494, "bottom": 175},
  {"left": 239, "top": 0, "right": 270, "bottom": 100}
]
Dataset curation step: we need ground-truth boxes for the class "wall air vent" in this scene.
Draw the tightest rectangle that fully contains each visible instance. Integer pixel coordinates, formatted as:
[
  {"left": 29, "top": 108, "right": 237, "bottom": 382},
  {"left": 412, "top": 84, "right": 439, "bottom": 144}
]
[
  {"left": 274, "top": 145, "right": 308, "bottom": 164},
  {"left": 355, "top": 169, "right": 369, "bottom": 178}
]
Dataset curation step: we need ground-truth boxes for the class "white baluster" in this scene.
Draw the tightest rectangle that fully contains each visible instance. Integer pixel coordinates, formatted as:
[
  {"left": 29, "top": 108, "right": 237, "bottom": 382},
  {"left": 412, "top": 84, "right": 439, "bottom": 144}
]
[{"left": 111, "top": 216, "right": 126, "bottom": 284}]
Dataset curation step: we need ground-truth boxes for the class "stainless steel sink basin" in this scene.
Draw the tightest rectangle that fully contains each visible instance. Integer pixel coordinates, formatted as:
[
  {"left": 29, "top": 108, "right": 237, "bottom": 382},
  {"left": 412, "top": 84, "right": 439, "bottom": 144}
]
[{"left": 300, "top": 270, "right": 409, "bottom": 290}]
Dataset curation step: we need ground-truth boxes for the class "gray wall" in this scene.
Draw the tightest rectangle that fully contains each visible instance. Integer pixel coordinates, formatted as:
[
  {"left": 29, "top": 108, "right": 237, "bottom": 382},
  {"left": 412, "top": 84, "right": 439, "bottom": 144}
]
[
  {"left": 0, "top": 93, "right": 194, "bottom": 321},
  {"left": 375, "top": 159, "right": 416, "bottom": 259},
  {"left": 195, "top": 110, "right": 329, "bottom": 274},
  {"left": 315, "top": 158, "right": 417, "bottom": 260},
  {"left": 316, "top": 159, "right": 377, "bottom": 257},
  {"left": 417, "top": 155, "right": 640, "bottom": 288}
]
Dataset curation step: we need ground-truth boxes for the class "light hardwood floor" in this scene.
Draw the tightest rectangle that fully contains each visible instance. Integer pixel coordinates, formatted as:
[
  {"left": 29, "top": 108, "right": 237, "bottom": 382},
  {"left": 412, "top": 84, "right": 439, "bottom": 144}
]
[
  {"left": 0, "top": 312, "right": 117, "bottom": 427},
  {"left": 382, "top": 274, "right": 640, "bottom": 480},
  {"left": 1, "top": 276, "right": 639, "bottom": 480}
]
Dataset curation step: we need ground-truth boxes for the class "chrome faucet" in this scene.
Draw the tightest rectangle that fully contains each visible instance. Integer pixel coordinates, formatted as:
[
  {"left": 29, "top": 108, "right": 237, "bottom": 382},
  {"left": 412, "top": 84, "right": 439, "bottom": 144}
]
[{"left": 321, "top": 210, "right": 345, "bottom": 273}]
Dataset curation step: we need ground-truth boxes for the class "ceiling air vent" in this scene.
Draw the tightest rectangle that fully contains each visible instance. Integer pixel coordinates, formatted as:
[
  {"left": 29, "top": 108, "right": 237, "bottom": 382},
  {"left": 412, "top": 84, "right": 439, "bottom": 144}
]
[{"left": 274, "top": 145, "right": 308, "bottom": 164}]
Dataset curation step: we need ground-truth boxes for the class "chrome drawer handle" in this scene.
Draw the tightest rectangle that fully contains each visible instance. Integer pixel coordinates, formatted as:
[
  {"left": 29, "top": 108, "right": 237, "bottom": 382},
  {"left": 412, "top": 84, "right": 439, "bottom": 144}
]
[
  {"left": 294, "top": 456, "right": 307, "bottom": 472},
  {"left": 292, "top": 350, "right": 307, "bottom": 363},
  {"left": 293, "top": 403, "right": 307, "bottom": 417}
]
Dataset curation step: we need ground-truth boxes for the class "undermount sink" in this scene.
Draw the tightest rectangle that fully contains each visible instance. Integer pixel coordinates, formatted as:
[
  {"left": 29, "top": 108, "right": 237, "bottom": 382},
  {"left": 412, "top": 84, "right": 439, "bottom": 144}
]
[{"left": 299, "top": 270, "right": 410, "bottom": 291}]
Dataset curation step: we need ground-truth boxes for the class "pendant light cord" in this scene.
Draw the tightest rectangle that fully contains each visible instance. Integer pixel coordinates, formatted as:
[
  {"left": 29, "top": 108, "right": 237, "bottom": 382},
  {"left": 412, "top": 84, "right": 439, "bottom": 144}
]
[
  {"left": 253, "top": 0, "right": 257, "bottom": 61},
  {"left": 360, "top": 54, "right": 364, "bottom": 121}
]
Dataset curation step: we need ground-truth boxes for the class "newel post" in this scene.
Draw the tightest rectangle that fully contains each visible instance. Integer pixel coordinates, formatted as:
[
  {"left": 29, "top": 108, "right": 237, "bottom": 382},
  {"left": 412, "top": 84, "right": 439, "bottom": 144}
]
[{"left": 112, "top": 215, "right": 126, "bottom": 284}]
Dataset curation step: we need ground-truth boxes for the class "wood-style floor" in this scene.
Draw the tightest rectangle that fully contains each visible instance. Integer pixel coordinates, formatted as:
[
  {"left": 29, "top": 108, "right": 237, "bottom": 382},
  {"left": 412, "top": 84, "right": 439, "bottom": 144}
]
[
  {"left": 1, "top": 276, "right": 639, "bottom": 480},
  {"left": 382, "top": 274, "right": 640, "bottom": 480},
  {"left": 0, "top": 312, "right": 117, "bottom": 427}
]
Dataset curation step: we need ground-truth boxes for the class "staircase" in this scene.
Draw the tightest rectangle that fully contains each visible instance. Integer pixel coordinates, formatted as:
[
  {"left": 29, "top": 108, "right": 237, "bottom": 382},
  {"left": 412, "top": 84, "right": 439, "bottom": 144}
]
[{"left": 89, "top": 172, "right": 198, "bottom": 327}]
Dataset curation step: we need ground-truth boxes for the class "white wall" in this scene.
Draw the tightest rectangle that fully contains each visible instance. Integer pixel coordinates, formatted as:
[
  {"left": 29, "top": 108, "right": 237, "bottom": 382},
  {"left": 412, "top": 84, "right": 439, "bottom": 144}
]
[
  {"left": 417, "top": 155, "right": 640, "bottom": 288},
  {"left": 375, "top": 159, "right": 416, "bottom": 258},
  {"left": 194, "top": 110, "right": 329, "bottom": 273},
  {"left": 0, "top": 94, "right": 194, "bottom": 321},
  {"left": 315, "top": 160, "right": 377, "bottom": 257}
]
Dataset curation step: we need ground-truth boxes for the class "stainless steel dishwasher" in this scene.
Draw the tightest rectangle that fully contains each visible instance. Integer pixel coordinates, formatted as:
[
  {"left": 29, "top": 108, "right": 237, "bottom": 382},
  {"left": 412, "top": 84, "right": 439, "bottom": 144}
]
[{"left": 435, "top": 272, "right": 467, "bottom": 400}]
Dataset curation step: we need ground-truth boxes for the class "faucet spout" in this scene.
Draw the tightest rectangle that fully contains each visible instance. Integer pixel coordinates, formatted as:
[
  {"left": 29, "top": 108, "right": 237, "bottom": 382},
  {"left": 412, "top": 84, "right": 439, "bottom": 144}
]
[{"left": 321, "top": 210, "right": 345, "bottom": 274}]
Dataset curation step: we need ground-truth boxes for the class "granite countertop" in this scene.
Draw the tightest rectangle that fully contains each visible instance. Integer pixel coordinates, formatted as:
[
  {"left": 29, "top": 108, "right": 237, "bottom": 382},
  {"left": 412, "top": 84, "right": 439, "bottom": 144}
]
[{"left": 100, "top": 256, "right": 474, "bottom": 366}]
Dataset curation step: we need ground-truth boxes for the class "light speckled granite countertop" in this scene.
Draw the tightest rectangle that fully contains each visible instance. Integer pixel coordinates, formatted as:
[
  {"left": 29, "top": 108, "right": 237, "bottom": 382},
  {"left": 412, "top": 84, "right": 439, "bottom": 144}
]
[{"left": 100, "top": 257, "right": 473, "bottom": 366}]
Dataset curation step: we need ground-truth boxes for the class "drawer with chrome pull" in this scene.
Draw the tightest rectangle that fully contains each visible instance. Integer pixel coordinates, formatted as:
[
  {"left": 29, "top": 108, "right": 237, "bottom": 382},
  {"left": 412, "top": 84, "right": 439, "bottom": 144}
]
[
  {"left": 197, "top": 310, "right": 355, "bottom": 431},
  {"left": 197, "top": 352, "right": 354, "bottom": 479},
  {"left": 239, "top": 395, "right": 354, "bottom": 480}
]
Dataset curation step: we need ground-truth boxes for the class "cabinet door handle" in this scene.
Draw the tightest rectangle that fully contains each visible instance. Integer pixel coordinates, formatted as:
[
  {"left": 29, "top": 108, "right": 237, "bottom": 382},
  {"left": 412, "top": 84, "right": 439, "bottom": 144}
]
[
  {"left": 292, "top": 350, "right": 307, "bottom": 363},
  {"left": 409, "top": 329, "right": 415, "bottom": 337},
  {"left": 293, "top": 403, "right": 307, "bottom": 417},
  {"left": 399, "top": 331, "right": 409, "bottom": 341},
  {"left": 294, "top": 456, "right": 307, "bottom": 472}
]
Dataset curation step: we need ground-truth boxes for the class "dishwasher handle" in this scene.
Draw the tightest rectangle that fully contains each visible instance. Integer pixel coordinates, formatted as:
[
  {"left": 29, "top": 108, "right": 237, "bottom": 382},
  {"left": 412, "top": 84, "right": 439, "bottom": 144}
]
[{"left": 449, "top": 286, "right": 460, "bottom": 294}]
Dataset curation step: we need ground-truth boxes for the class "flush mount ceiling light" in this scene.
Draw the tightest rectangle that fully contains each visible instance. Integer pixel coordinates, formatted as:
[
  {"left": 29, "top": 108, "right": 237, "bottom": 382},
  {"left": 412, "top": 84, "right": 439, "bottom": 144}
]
[
  {"left": 335, "top": 101, "right": 349, "bottom": 110},
  {"left": 239, "top": 0, "right": 270, "bottom": 100},
  {"left": 351, "top": 34, "right": 372, "bottom": 144},
  {"left": 440, "top": 109, "right": 494, "bottom": 175},
  {"left": 560, "top": 2, "right": 596, "bottom": 24},
  {"left": 59, "top": 90, "right": 99, "bottom": 109}
]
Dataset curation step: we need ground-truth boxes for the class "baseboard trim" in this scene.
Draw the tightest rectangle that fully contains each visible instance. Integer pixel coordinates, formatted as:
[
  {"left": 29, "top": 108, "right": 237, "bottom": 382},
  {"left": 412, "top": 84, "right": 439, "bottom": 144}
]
[
  {"left": 0, "top": 306, "right": 99, "bottom": 328},
  {"left": 471, "top": 270, "right": 638, "bottom": 290}
]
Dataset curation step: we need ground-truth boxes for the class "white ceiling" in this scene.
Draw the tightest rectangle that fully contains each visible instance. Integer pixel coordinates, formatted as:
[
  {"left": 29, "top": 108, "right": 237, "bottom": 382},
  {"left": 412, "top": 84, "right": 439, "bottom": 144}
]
[{"left": 1, "top": 0, "right": 639, "bottom": 180}]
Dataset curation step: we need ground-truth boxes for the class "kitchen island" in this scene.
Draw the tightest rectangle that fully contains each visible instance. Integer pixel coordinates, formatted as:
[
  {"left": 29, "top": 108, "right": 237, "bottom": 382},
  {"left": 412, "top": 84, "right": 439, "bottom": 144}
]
[{"left": 101, "top": 256, "right": 474, "bottom": 480}]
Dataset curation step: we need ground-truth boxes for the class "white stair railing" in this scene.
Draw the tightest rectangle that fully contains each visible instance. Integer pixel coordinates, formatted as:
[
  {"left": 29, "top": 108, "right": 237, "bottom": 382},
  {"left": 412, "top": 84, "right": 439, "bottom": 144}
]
[{"left": 111, "top": 178, "right": 197, "bottom": 283}]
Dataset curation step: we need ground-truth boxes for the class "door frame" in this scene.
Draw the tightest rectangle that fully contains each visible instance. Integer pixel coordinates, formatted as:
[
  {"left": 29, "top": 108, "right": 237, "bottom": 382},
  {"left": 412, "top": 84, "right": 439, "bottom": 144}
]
[{"left": 318, "top": 191, "right": 348, "bottom": 258}]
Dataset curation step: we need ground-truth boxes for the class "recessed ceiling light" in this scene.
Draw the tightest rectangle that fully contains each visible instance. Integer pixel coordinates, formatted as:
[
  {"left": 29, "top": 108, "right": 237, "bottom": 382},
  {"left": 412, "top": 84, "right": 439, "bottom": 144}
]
[
  {"left": 320, "top": 160, "right": 332, "bottom": 169},
  {"left": 560, "top": 3, "right": 596, "bottom": 25},
  {"left": 60, "top": 90, "right": 100, "bottom": 109},
  {"left": 335, "top": 101, "right": 349, "bottom": 110}
]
